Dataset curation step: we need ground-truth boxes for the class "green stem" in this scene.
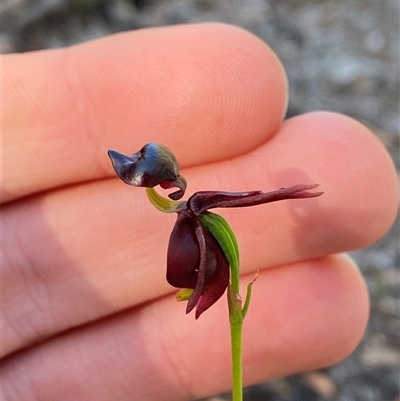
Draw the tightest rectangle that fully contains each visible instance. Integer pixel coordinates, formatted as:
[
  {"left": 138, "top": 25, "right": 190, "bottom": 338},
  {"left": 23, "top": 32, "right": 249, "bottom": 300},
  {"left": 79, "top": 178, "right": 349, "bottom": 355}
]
[
  {"left": 228, "top": 286, "right": 244, "bottom": 401},
  {"left": 228, "top": 272, "right": 257, "bottom": 401},
  {"left": 230, "top": 322, "right": 243, "bottom": 400}
]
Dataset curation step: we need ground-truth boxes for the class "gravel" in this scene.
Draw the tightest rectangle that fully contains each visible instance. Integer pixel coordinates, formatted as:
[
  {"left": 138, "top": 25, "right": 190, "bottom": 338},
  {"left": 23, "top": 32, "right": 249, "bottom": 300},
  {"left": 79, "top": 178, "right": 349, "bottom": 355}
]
[{"left": 2, "top": 1, "right": 399, "bottom": 400}]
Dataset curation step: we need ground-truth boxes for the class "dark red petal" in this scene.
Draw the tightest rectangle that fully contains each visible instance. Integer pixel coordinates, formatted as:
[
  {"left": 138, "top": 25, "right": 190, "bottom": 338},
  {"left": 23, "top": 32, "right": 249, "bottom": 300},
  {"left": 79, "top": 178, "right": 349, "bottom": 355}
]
[
  {"left": 167, "top": 211, "right": 199, "bottom": 289},
  {"left": 194, "top": 228, "right": 230, "bottom": 319},
  {"left": 186, "top": 220, "right": 208, "bottom": 314},
  {"left": 187, "top": 184, "right": 323, "bottom": 216}
]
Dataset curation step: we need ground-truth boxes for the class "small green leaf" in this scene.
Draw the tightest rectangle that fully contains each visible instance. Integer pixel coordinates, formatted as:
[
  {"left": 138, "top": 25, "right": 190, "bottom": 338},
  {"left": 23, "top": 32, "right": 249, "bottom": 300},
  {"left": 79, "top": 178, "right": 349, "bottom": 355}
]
[
  {"left": 241, "top": 271, "right": 259, "bottom": 319},
  {"left": 146, "top": 187, "right": 185, "bottom": 213}
]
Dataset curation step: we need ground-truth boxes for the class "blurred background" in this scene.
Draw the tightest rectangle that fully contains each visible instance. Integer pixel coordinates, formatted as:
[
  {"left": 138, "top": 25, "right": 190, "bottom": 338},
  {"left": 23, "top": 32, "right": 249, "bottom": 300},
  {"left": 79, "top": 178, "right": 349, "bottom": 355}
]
[{"left": 2, "top": 1, "right": 399, "bottom": 400}]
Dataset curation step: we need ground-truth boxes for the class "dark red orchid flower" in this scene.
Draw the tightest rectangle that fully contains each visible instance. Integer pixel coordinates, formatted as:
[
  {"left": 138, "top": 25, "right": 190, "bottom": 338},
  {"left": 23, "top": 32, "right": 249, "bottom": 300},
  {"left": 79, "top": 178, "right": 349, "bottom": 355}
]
[{"left": 108, "top": 143, "right": 323, "bottom": 318}]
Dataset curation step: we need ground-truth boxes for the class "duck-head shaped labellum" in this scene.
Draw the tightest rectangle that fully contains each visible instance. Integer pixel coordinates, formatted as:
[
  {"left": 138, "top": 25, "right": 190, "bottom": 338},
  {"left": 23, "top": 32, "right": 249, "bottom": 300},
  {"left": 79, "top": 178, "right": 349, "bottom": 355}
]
[{"left": 108, "top": 143, "right": 187, "bottom": 200}]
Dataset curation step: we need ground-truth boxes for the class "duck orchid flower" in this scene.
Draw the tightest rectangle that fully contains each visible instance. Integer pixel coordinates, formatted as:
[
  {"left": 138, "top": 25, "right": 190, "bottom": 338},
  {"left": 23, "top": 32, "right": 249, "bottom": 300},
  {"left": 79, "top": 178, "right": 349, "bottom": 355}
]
[{"left": 108, "top": 143, "right": 323, "bottom": 318}]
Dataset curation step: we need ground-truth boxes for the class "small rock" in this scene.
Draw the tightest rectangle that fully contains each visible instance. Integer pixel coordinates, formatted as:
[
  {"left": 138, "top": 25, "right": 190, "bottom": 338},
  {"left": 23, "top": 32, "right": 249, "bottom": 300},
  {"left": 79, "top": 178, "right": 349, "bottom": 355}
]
[
  {"left": 302, "top": 371, "right": 338, "bottom": 399},
  {"left": 378, "top": 296, "right": 400, "bottom": 318},
  {"left": 362, "top": 342, "right": 399, "bottom": 368}
]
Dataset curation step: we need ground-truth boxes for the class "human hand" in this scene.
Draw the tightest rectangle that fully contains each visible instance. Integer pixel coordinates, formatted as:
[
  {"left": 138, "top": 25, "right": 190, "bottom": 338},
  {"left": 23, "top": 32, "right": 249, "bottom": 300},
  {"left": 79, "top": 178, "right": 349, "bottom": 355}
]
[{"left": 2, "top": 23, "right": 398, "bottom": 401}]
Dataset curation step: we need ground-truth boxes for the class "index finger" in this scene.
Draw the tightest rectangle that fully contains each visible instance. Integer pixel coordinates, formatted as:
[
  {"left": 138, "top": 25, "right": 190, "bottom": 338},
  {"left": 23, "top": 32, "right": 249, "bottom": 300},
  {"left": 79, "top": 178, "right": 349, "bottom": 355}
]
[{"left": 2, "top": 23, "right": 288, "bottom": 203}]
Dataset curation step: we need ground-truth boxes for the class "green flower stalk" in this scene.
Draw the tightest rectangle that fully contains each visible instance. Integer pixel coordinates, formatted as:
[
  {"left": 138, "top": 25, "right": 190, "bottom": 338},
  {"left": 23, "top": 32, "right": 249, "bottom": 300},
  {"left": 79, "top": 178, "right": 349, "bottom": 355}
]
[{"left": 108, "top": 143, "right": 323, "bottom": 400}]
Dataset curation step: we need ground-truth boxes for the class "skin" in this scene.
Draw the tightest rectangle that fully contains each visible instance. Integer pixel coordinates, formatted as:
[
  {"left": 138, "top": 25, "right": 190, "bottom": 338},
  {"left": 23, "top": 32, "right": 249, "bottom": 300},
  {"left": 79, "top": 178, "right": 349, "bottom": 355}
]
[{"left": 2, "top": 23, "right": 398, "bottom": 401}]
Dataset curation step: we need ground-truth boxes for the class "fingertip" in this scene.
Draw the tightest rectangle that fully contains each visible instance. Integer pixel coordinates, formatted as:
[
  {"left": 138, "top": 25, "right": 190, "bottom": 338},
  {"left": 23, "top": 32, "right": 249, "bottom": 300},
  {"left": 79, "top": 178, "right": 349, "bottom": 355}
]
[
  {"left": 72, "top": 22, "right": 289, "bottom": 164},
  {"left": 266, "top": 111, "right": 398, "bottom": 250}
]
